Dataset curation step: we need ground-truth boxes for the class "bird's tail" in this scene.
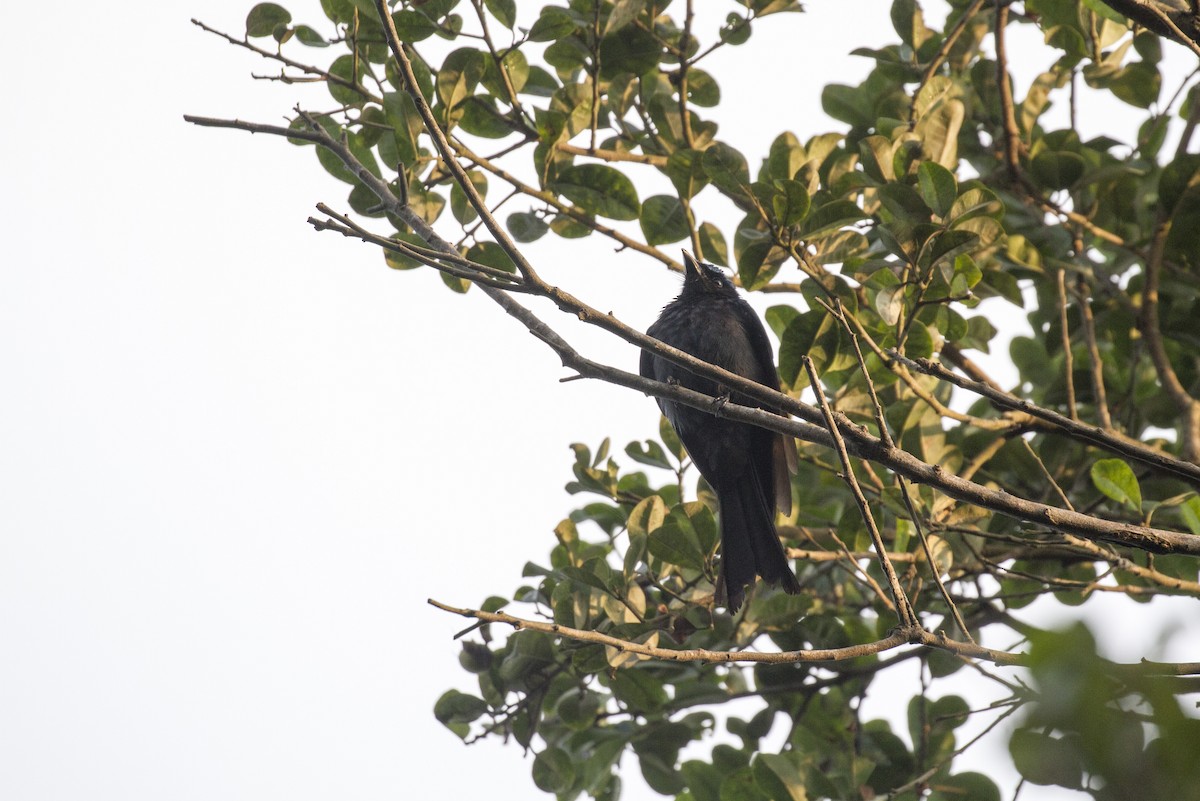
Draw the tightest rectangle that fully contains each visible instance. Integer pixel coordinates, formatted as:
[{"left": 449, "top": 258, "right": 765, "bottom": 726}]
[{"left": 716, "top": 470, "right": 801, "bottom": 612}]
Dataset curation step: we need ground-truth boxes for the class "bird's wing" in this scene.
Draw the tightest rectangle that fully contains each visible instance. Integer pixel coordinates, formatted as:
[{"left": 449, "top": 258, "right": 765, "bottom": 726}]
[
  {"left": 730, "top": 299, "right": 783, "bottom": 392},
  {"left": 732, "top": 299, "right": 797, "bottom": 514}
]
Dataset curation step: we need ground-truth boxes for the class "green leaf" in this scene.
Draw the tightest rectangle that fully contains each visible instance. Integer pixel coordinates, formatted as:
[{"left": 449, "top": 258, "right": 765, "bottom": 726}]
[
  {"left": 702, "top": 143, "right": 751, "bottom": 197},
  {"left": 246, "top": 3, "right": 291, "bottom": 37},
  {"left": 687, "top": 69, "right": 721, "bottom": 107},
  {"left": 507, "top": 211, "right": 549, "bottom": 243},
  {"left": 293, "top": 25, "right": 328, "bottom": 46},
  {"left": 382, "top": 231, "right": 431, "bottom": 270},
  {"left": 1110, "top": 62, "right": 1161, "bottom": 109},
  {"left": 327, "top": 54, "right": 367, "bottom": 106},
  {"left": 719, "top": 13, "right": 752, "bottom": 46},
  {"left": 647, "top": 517, "right": 706, "bottom": 571},
  {"left": 528, "top": 7, "right": 577, "bottom": 41},
  {"left": 800, "top": 200, "right": 868, "bottom": 239},
  {"left": 450, "top": 171, "right": 488, "bottom": 224},
  {"left": 699, "top": 222, "right": 729, "bottom": 266},
  {"left": 465, "top": 241, "right": 516, "bottom": 274},
  {"left": 917, "top": 161, "right": 958, "bottom": 218},
  {"left": 483, "top": 0, "right": 516, "bottom": 29},
  {"left": 433, "top": 689, "right": 488, "bottom": 728},
  {"left": 458, "top": 96, "right": 517, "bottom": 138},
  {"left": 552, "top": 164, "right": 640, "bottom": 220},
  {"left": 891, "top": 0, "right": 932, "bottom": 48},
  {"left": 822, "top": 84, "right": 873, "bottom": 128},
  {"left": 600, "top": 26, "right": 660, "bottom": 78},
  {"left": 1180, "top": 495, "right": 1200, "bottom": 535},
  {"left": 1009, "top": 729, "right": 1084, "bottom": 788},
  {"left": 738, "top": 241, "right": 779, "bottom": 291},
  {"left": 532, "top": 747, "right": 576, "bottom": 793},
  {"left": 772, "top": 180, "right": 811, "bottom": 226},
  {"left": 753, "top": 753, "right": 805, "bottom": 801},
  {"left": 1030, "top": 151, "right": 1085, "bottom": 190},
  {"left": 391, "top": 10, "right": 436, "bottom": 41},
  {"left": 604, "top": 0, "right": 646, "bottom": 35},
  {"left": 627, "top": 495, "right": 668, "bottom": 536},
  {"left": 859, "top": 135, "right": 895, "bottom": 182},
  {"left": 927, "top": 772, "right": 1001, "bottom": 801},
  {"left": 437, "top": 48, "right": 486, "bottom": 111},
  {"left": 640, "top": 195, "right": 690, "bottom": 246},
  {"left": 1090, "top": 458, "right": 1142, "bottom": 511}
]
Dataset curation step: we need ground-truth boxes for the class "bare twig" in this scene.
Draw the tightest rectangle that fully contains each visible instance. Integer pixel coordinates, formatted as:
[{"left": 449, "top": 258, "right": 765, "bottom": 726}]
[
  {"left": 1056, "top": 267, "right": 1079, "bottom": 420},
  {"left": 907, "top": 0, "right": 989, "bottom": 126},
  {"left": 823, "top": 298, "right": 974, "bottom": 641},
  {"left": 804, "top": 355, "right": 919, "bottom": 628},
  {"left": 428, "top": 598, "right": 1023, "bottom": 664},
  {"left": 1074, "top": 277, "right": 1114, "bottom": 430},
  {"left": 894, "top": 352, "right": 1200, "bottom": 487},
  {"left": 994, "top": 1, "right": 1023, "bottom": 180},
  {"left": 1141, "top": 220, "right": 1200, "bottom": 461}
]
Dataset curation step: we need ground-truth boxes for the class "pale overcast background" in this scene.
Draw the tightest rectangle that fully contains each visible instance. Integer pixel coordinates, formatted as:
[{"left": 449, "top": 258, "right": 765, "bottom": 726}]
[{"left": 3, "top": 2, "right": 1197, "bottom": 800}]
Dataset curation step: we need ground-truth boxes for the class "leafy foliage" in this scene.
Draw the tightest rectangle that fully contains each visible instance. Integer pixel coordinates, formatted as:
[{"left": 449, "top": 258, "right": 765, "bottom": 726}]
[{"left": 214, "top": 0, "right": 1200, "bottom": 798}]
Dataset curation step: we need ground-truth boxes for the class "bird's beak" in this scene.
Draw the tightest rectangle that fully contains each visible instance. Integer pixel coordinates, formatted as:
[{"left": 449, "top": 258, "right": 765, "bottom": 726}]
[{"left": 682, "top": 249, "right": 700, "bottom": 278}]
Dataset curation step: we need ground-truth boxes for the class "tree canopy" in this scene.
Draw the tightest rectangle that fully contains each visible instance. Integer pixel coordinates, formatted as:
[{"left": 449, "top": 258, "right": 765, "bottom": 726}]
[{"left": 190, "top": 0, "right": 1200, "bottom": 798}]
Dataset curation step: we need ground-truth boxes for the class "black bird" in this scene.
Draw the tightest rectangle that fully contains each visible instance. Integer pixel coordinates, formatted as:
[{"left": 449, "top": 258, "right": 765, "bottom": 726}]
[{"left": 640, "top": 250, "right": 801, "bottom": 611}]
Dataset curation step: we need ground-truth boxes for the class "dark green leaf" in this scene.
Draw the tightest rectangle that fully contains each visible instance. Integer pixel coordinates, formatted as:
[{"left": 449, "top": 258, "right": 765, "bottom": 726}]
[
  {"left": 391, "top": 9, "right": 436, "bottom": 41},
  {"left": 483, "top": 0, "right": 516, "bottom": 29},
  {"left": 437, "top": 48, "right": 486, "bottom": 111},
  {"left": 552, "top": 164, "right": 641, "bottom": 220},
  {"left": 528, "top": 7, "right": 577, "bottom": 41},
  {"left": 800, "top": 200, "right": 868, "bottom": 240},
  {"left": 507, "top": 211, "right": 549, "bottom": 242},
  {"left": 665, "top": 149, "right": 709, "bottom": 198},
  {"left": 822, "top": 84, "right": 872, "bottom": 128},
  {"left": 719, "top": 13, "right": 752, "bottom": 46},
  {"left": 1009, "top": 729, "right": 1084, "bottom": 788},
  {"left": 687, "top": 69, "right": 721, "bottom": 107},
  {"left": 928, "top": 772, "right": 1001, "bottom": 801},
  {"left": 294, "top": 25, "right": 328, "bottom": 46},
  {"left": 433, "top": 689, "right": 488, "bottom": 726},
  {"left": 604, "top": 0, "right": 646, "bottom": 35},
  {"left": 702, "top": 143, "right": 751, "bottom": 197},
  {"left": 450, "top": 171, "right": 487, "bottom": 224},
  {"left": 647, "top": 521, "right": 706, "bottom": 571},
  {"left": 699, "top": 222, "right": 729, "bottom": 266},
  {"left": 1030, "top": 151, "right": 1085, "bottom": 191},
  {"left": 918, "top": 161, "right": 958, "bottom": 218},
  {"left": 640, "top": 195, "right": 691, "bottom": 246},
  {"left": 532, "top": 747, "right": 576, "bottom": 793},
  {"left": 246, "top": 2, "right": 291, "bottom": 37},
  {"left": 465, "top": 241, "right": 516, "bottom": 274},
  {"left": 772, "top": 180, "right": 811, "bottom": 226},
  {"left": 600, "top": 26, "right": 660, "bottom": 79}
]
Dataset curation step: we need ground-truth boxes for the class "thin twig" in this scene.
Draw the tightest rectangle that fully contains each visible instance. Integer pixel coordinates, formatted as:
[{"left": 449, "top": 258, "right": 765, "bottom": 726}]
[
  {"left": 823, "top": 299, "right": 974, "bottom": 641},
  {"left": 804, "top": 355, "right": 919, "bottom": 628},
  {"left": 894, "top": 351, "right": 1200, "bottom": 487},
  {"left": 907, "top": 0, "right": 989, "bottom": 126},
  {"left": 1056, "top": 267, "right": 1079, "bottom": 420},
  {"left": 1074, "top": 277, "right": 1114, "bottom": 429},
  {"left": 1141, "top": 220, "right": 1200, "bottom": 461}
]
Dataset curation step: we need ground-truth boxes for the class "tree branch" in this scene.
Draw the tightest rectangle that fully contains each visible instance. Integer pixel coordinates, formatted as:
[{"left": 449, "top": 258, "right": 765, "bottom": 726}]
[{"left": 894, "top": 352, "right": 1200, "bottom": 486}]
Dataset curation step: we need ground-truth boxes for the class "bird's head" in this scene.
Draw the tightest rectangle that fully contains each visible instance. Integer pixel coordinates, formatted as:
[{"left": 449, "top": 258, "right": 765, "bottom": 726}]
[{"left": 681, "top": 250, "right": 737, "bottom": 297}]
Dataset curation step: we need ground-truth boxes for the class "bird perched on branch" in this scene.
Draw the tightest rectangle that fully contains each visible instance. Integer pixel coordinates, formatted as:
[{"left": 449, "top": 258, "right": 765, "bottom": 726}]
[{"left": 640, "top": 250, "right": 801, "bottom": 611}]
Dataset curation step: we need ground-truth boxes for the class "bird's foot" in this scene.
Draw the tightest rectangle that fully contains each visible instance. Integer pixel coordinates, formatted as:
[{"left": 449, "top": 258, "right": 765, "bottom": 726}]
[{"left": 710, "top": 391, "right": 730, "bottom": 416}]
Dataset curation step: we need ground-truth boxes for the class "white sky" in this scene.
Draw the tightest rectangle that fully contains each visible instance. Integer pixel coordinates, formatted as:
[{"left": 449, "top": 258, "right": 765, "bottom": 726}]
[{"left": 2, "top": 2, "right": 1197, "bottom": 800}]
